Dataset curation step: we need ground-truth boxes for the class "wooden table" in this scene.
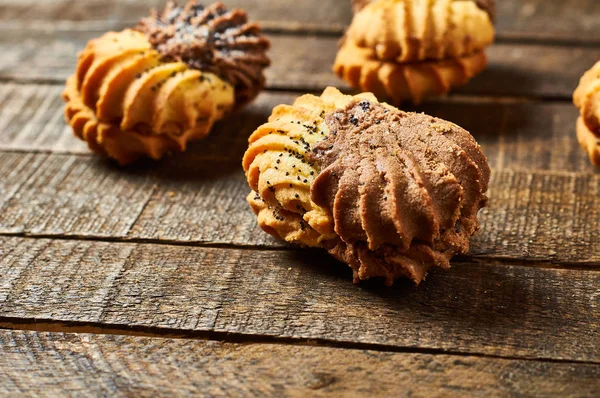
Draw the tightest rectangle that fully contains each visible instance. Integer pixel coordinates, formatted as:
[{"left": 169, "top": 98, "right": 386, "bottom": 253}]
[{"left": 1, "top": 1, "right": 599, "bottom": 396}]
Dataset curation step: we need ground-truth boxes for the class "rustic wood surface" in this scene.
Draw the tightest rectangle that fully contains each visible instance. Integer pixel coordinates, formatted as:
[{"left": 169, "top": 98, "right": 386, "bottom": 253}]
[
  {"left": 1, "top": 151, "right": 598, "bottom": 262},
  {"left": 2, "top": 30, "right": 600, "bottom": 99},
  {"left": 3, "top": 330, "right": 599, "bottom": 397},
  {"left": 2, "top": 0, "right": 600, "bottom": 43},
  {"left": 1, "top": 236, "right": 599, "bottom": 362},
  {"left": 1, "top": 0, "right": 599, "bottom": 396},
  {"left": 1, "top": 85, "right": 596, "bottom": 174}
]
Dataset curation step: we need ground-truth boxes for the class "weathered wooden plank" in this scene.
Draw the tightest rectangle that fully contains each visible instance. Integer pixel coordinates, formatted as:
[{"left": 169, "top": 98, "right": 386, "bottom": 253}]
[
  {"left": 496, "top": 0, "right": 600, "bottom": 43},
  {"left": 0, "top": 0, "right": 352, "bottom": 33},
  {"left": 1, "top": 30, "right": 599, "bottom": 98},
  {"left": 0, "top": 153, "right": 157, "bottom": 236},
  {"left": 1, "top": 150, "right": 599, "bottom": 262},
  {"left": 0, "top": 83, "right": 596, "bottom": 173},
  {"left": 1, "top": 83, "right": 599, "bottom": 261},
  {"left": 2, "top": 0, "right": 600, "bottom": 43},
  {"left": 0, "top": 84, "right": 88, "bottom": 154},
  {"left": 1, "top": 237, "right": 599, "bottom": 362},
  {"left": 0, "top": 152, "right": 47, "bottom": 212},
  {"left": 2, "top": 330, "right": 598, "bottom": 397},
  {"left": 1, "top": 84, "right": 599, "bottom": 259},
  {"left": 473, "top": 170, "right": 600, "bottom": 263}
]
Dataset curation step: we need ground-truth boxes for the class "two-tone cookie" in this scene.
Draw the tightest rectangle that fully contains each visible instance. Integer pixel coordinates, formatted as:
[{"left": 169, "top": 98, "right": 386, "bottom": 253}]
[
  {"left": 243, "top": 87, "right": 490, "bottom": 285},
  {"left": 63, "top": 1, "right": 270, "bottom": 165}
]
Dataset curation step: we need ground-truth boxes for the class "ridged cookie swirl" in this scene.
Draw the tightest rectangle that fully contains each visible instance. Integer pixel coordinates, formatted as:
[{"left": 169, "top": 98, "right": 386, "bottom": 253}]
[
  {"left": 63, "top": 1, "right": 270, "bottom": 165},
  {"left": 353, "top": 0, "right": 496, "bottom": 21},
  {"left": 334, "top": 41, "right": 488, "bottom": 105},
  {"left": 137, "top": 1, "right": 270, "bottom": 106},
  {"left": 335, "top": 0, "right": 495, "bottom": 105},
  {"left": 573, "top": 60, "right": 600, "bottom": 167},
  {"left": 243, "top": 87, "right": 490, "bottom": 285},
  {"left": 348, "top": 0, "right": 494, "bottom": 62}
]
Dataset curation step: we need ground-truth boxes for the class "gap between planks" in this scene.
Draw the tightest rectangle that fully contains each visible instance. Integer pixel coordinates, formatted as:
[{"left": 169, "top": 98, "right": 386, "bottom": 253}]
[
  {"left": 1, "top": 236, "right": 597, "bottom": 363},
  {"left": 2, "top": 318, "right": 599, "bottom": 367},
  {"left": 0, "top": 231, "right": 598, "bottom": 272}
]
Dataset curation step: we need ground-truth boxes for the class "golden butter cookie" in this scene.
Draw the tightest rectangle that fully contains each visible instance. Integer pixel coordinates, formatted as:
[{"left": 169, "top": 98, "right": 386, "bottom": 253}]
[
  {"left": 63, "top": 1, "right": 270, "bottom": 165},
  {"left": 334, "top": 40, "right": 488, "bottom": 105},
  {"left": 347, "top": 0, "right": 494, "bottom": 62},
  {"left": 336, "top": 0, "right": 495, "bottom": 105},
  {"left": 353, "top": 0, "right": 496, "bottom": 21},
  {"left": 243, "top": 87, "right": 490, "bottom": 286},
  {"left": 573, "top": 60, "right": 600, "bottom": 167}
]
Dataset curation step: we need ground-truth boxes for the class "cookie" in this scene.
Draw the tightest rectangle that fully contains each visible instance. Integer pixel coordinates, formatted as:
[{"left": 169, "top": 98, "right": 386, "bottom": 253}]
[
  {"left": 573, "top": 60, "right": 600, "bottom": 167},
  {"left": 334, "top": 40, "right": 488, "bottom": 105},
  {"left": 63, "top": 1, "right": 270, "bottom": 165},
  {"left": 336, "top": 0, "right": 495, "bottom": 104},
  {"left": 576, "top": 117, "right": 600, "bottom": 167},
  {"left": 353, "top": 0, "right": 496, "bottom": 22},
  {"left": 352, "top": 0, "right": 372, "bottom": 13},
  {"left": 243, "top": 87, "right": 490, "bottom": 286}
]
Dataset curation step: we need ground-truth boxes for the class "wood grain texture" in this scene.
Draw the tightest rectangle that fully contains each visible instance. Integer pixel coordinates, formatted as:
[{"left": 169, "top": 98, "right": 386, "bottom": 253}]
[
  {"left": 1, "top": 237, "right": 599, "bottom": 362},
  {"left": 0, "top": 0, "right": 352, "bottom": 33},
  {"left": 1, "top": 30, "right": 599, "bottom": 99},
  {"left": 1, "top": 82, "right": 599, "bottom": 261},
  {"left": 0, "top": 149, "right": 598, "bottom": 262},
  {"left": 2, "top": 0, "right": 600, "bottom": 43},
  {"left": 0, "top": 1, "right": 598, "bottom": 393},
  {"left": 0, "top": 83, "right": 597, "bottom": 174},
  {"left": 473, "top": 170, "right": 600, "bottom": 263},
  {"left": 2, "top": 330, "right": 599, "bottom": 397},
  {"left": 496, "top": 0, "right": 600, "bottom": 43},
  {"left": 0, "top": 153, "right": 157, "bottom": 237},
  {"left": 0, "top": 84, "right": 88, "bottom": 154},
  {"left": 0, "top": 152, "right": 47, "bottom": 212}
]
